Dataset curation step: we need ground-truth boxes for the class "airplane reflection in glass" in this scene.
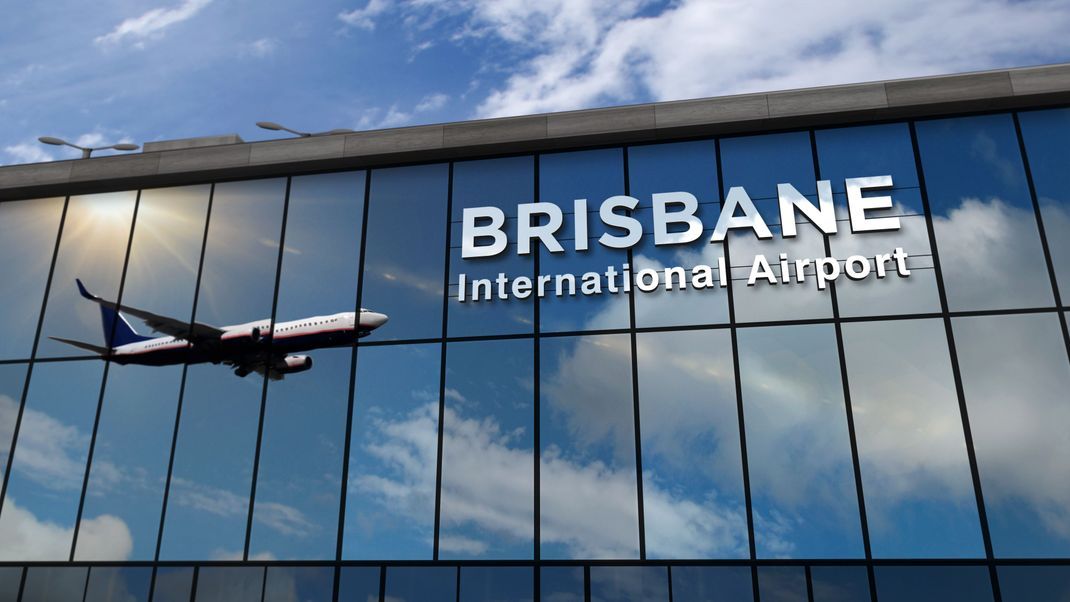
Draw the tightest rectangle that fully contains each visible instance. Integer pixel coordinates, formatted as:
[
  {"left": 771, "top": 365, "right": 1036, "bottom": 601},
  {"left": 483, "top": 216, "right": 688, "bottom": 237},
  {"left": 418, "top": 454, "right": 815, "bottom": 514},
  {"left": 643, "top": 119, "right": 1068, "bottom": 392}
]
[{"left": 50, "top": 279, "right": 389, "bottom": 379}]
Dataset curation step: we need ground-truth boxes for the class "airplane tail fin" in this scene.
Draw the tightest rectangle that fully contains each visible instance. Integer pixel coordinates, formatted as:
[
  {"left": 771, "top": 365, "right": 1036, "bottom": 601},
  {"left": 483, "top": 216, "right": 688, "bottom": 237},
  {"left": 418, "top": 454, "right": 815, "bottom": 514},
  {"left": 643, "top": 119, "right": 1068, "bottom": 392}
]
[
  {"left": 75, "top": 279, "right": 152, "bottom": 347},
  {"left": 48, "top": 336, "right": 109, "bottom": 355}
]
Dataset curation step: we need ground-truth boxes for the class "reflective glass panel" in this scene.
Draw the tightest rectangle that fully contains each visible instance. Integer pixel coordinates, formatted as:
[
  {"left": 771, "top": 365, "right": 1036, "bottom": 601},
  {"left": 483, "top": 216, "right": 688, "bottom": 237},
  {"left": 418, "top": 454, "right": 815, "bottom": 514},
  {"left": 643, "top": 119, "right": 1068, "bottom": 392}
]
[
  {"left": 636, "top": 329, "right": 747, "bottom": 558},
  {"left": 84, "top": 566, "right": 151, "bottom": 602},
  {"left": 1018, "top": 108, "right": 1070, "bottom": 303},
  {"left": 953, "top": 313, "right": 1070, "bottom": 556},
  {"left": 263, "top": 566, "right": 333, "bottom": 602},
  {"left": 20, "top": 566, "right": 87, "bottom": 602},
  {"left": 589, "top": 566, "right": 667, "bottom": 602},
  {"left": 721, "top": 132, "right": 833, "bottom": 323},
  {"left": 460, "top": 567, "right": 533, "bottom": 602},
  {"left": 37, "top": 192, "right": 137, "bottom": 358},
  {"left": 360, "top": 164, "right": 449, "bottom": 341},
  {"left": 0, "top": 361, "right": 103, "bottom": 560},
  {"left": 809, "top": 566, "right": 870, "bottom": 602},
  {"left": 756, "top": 567, "right": 806, "bottom": 602},
  {"left": 343, "top": 343, "right": 441, "bottom": 559},
  {"left": 0, "top": 364, "right": 27, "bottom": 481},
  {"left": 737, "top": 324, "right": 863, "bottom": 558},
  {"left": 384, "top": 567, "right": 456, "bottom": 602},
  {"left": 449, "top": 156, "right": 535, "bottom": 337},
  {"left": 152, "top": 567, "right": 194, "bottom": 602},
  {"left": 628, "top": 140, "right": 728, "bottom": 328},
  {"left": 538, "top": 149, "right": 630, "bottom": 333},
  {"left": 998, "top": 565, "right": 1070, "bottom": 602},
  {"left": 159, "top": 178, "right": 286, "bottom": 560},
  {"left": 0, "top": 566, "right": 20, "bottom": 602},
  {"left": 338, "top": 567, "right": 380, "bottom": 602},
  {"left": 915, "top": 114, "right": 1053, "bottom": 310},
  {"left": 873, "top": 566, "right": 992, "bottom": 602},
  {"left": 195, "top": 566, "right": 264, "bottom": 602},
  {"left": 0, "top": 197, "right": 63, "bottom": 360},
  {"left": 540, "top": 567, "right": 583, "bottom": 602},
  {"left": 842, "top": 319, "right": 983, "bottom": 558},
  {"left": 440, "top": 339, "right": 534, "bottom": 559},
  {"left": 671, "top": 566, "right": 753, "bottom": 602},
  {"left": 816, "top": 123, "right": 940, "bottom": 317},
  {"left": 540, "top": 334, "right": 639, "bottom": 559}
]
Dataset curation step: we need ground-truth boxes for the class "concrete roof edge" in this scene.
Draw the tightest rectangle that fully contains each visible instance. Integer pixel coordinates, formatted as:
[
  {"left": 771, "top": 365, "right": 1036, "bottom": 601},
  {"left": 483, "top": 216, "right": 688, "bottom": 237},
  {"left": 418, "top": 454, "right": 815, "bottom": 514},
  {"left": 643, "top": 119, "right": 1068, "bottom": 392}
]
[{"left": 2, "top": 63, "right": 1069, "bottom": 200}]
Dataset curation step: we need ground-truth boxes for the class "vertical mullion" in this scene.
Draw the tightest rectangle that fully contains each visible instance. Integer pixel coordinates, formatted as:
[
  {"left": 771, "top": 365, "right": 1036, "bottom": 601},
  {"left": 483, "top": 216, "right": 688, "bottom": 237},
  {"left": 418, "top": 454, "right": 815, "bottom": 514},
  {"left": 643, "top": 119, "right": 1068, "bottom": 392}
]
[
  {"left": 715, "top": 137, "right": 759, "bottom": 598},
  {"left": 155, "top": 184, "right": 215, "bottom": 562},
  {"left": 335, "top": 169, "right": 374, "bottom": 593},
  {"left": 378, "top": 565, "right": 386, "bottom": 602},
  {"left": 1011, "top": 112, "right": 1070, "bottom": 362},
  {"left": 0, "top": 194, "right": 69, "bottom": 522},
  {"left": 243, "top": 177, "right": 292, "bottom": 560},
  {"left": 809, "top": 131, "right": 874, "bottom": 580},
  {"left": 909, "top": 121, "right": 1002, "bottom": 602},
  {"left": 433, "top": 162, "right": 455, "bottom": 560},
  {"left": 70, "top": 189, "right": 142, "bottom": 560},
  {"left": 623, "top": 146, "right": 646, "bottom": 560},
  {"left": 533, "top": 154, "right": 542, "bottom": 579}
]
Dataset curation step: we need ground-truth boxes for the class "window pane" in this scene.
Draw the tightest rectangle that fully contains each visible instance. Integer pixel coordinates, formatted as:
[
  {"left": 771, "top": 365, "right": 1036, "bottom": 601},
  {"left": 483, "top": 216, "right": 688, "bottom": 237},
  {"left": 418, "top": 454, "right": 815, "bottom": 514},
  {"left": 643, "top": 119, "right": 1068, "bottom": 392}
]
[
  {"left": 38, "top": 192, "right": 137, "bottom": 358},
  {"left": 20, "top": 566, "right": 87, "bottom": 602},
  {"left": 915, "top": 114, "right": 1053, "bottom": 311},
  {"left": 738, "top": 324, "right": 863, "bottom": 558},
  {"left": 628, "top": 140, "right": 728, "bottom": 328},
  {"left": 953, "top": 313, "right": 1070, "bottom": 556},
  {"left": 152, "top": 567, "right": 194, "bottom": 602},
  {"left": 195, "top": 567, "right": 264, "bottom": 602},
  {"left": 810, "top": 566, "right": 870, "bottom": 602},
  {"left": 343, "top": 343, "right": 441, "bottom": 559},
  {"left": 816, "top": 123, "right": 940, "bottom": 317},
  {"left": 449, "top": 156, "right": 535, "bottom": 337},
  {"left": 0, "top": 361, "right": 103, "bottom": 560},
  {"left": 0, "top": 364, "right": 28, "bottom": 482},
  {"left": 159, "top": 178, "right": 286, "bottom": 560},
  {"left": 998, "top": 565, "right": 1070, "bottom": 602},
  {"left": 590, "top": 566, "right": 667, "bottom": 602},
  {"left": 361, "top": 164, "right": 448, "bottom": 341},
  {"left": 76, "top": 183, "right": 210, "bottom": 561},
  {"left": 385, "top": 567, "right": 456, "bottom": 602},
  {"left": 338, "top": 567, "right": 380, "bottom": 602},
  {"left": 842, "top": 319, "right": 983, "bottom": 558},
  {"left": 460, "top": 566, "right": 533, "bottom": 602},
  {"left": 84, "top": 566, "right": 151, "bottom": 602},
  {"left": 636, "top": 329, "right": 747, "bottom": 558},
  {"left": 0, "top": 197, "right": 63, "bottom": 360},
  {"left": 540, "top": 567, "right": 583, "bottom": 602},
  {"left": 538, "top": 149, "right": 630, "bottom": 333},
  {"left": 757, "top": 567, "right": 806, "bottom": 602},
  {"left": 721, "top": 132, "right": 833, "bottom": 323},
  {"left": 0, "top": 566, "right": 21, "bottom": 602},
  {"left": 1018, "top": 108, "right": 1070, "bottom": 303},
  {"left": 540, "top": 334, "right": 639, "bottom": 559},
  {"left": 263, "top": 566, "right": 333, "bottom": 602},
  {"left": 440, "top": 339, "right": 534, "bottom": 559},
  {"left": 873, "top": 566, "right": 992, "bottom": 602},
  {"left": 671, "top": 566, "right": 753, "bottom": 602}
]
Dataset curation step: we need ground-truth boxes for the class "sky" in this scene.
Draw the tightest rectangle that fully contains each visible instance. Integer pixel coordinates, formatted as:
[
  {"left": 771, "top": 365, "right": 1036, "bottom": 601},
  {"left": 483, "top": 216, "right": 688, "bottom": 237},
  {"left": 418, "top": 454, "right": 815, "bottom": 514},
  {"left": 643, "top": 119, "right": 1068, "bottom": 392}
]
[{"left": 2, "top": 0, "right": 1070, "bottom": 165}]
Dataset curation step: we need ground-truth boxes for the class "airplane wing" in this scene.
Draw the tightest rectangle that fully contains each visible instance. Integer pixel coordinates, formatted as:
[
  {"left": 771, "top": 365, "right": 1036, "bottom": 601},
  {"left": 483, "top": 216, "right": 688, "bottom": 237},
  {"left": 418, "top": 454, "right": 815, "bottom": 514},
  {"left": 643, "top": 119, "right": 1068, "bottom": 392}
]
[
  {"left": 224, "top": 355, "right": 287, "bottom": 381},
  {"left": 76, "top": 279, "right": 224, "bottom": 342}
]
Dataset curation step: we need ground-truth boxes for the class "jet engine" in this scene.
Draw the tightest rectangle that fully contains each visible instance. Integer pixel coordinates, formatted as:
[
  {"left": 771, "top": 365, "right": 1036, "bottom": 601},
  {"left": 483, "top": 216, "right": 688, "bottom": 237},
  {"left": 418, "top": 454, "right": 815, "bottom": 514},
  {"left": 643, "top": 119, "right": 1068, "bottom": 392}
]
[
  {"left": 249, "top": 326, "right": 273, "bottom": 344},
  {"left": 276, "top": 354, "right": 313, "bottom": 374}
]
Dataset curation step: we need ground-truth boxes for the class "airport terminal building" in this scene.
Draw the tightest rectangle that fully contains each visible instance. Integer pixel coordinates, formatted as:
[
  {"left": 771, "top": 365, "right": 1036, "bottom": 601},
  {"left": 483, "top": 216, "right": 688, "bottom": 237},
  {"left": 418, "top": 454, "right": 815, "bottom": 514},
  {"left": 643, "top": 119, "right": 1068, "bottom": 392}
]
[{"left": 0, "top": 64, "right": 1069, "bottom": 601}]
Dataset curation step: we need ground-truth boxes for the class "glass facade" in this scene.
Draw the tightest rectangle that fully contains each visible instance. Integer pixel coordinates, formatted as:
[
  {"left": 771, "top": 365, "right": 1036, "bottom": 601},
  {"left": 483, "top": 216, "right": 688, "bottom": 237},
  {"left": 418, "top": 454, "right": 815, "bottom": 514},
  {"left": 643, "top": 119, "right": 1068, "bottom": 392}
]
[{"left": 0, "top": 107, "right": 1068, "bottom": 600}]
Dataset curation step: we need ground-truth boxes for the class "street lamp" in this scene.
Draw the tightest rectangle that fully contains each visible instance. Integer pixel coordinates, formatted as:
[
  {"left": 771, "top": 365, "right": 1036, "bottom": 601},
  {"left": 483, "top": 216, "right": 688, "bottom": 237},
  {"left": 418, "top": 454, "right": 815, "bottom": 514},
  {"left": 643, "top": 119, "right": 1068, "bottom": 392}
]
[
  {"left": 256, "top": 121, "right": 354, "bottom": 137},
  {"left": 38, "top": 136, "right": 139, "bottom": 159}
]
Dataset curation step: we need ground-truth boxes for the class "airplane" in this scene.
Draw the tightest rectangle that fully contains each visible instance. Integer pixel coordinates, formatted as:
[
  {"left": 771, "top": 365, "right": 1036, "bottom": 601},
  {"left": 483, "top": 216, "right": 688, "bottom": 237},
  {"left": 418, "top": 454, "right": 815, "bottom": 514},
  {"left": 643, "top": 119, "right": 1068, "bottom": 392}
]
[{"left": 49, "top": 279, "right": 389, "bottom": 379}]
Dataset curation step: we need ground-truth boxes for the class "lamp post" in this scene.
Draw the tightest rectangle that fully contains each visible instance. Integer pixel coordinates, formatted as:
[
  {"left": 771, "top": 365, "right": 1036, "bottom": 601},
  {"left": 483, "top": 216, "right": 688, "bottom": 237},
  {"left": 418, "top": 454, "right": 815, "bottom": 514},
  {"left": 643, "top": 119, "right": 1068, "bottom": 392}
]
[
  {"left": 256, "top": 121, "right": 354, "bottom": 137},
  {"left": 38, "top": 136, "right": 139, "bottom": 159}
]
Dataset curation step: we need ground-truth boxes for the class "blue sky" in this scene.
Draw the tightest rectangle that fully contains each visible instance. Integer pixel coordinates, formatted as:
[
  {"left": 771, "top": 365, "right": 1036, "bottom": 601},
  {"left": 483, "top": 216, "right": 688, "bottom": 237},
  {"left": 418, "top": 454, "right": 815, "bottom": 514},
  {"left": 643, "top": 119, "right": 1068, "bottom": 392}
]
[{"left": 2, "top": 0, "right": 1070, "bottom": 165}]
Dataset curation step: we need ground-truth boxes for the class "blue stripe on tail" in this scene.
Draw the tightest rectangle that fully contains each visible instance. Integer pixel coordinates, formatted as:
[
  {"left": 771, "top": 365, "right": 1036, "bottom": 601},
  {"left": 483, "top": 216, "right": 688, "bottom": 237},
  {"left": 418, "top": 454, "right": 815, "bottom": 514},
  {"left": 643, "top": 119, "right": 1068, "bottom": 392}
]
[{"left": 77, "top": 279, "right": 151, "bottom": 347}]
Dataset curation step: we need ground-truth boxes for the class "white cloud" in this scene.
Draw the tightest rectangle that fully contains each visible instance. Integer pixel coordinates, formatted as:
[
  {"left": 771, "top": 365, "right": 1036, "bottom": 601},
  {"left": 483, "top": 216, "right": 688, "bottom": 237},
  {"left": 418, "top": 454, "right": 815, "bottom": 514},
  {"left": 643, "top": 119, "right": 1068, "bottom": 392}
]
[
  {"left": 339, "top": 0, "right": 392, "bottom": 30},
  {"left": 415, "top": 92, "right": 449, "bottom": 113},
  {"left": 95, "top": 0, "right": 214, "bottom": 47},
  {"left": 2, "top": 142, "right": 54, "bottom": 165},
  {"left": 0, "top": 394, "right": 89, "bottom": 491},
  {"left": 244, "top": 38, "right": 278, "bottom": 58},
  {"left": 168, "top": 477, "right": 316, "bottom": 538},
  {"left": 0, "top": 497, "right": 131, "bottom": 561}
]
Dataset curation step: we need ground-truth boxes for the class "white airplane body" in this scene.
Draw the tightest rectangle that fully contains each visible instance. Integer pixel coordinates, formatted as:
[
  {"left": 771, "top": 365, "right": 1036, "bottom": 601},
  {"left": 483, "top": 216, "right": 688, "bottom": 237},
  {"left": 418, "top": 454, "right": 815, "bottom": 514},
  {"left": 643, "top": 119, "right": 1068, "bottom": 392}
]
[{"left": 50, "top": 280, "right": 389, "bottom": 379}]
